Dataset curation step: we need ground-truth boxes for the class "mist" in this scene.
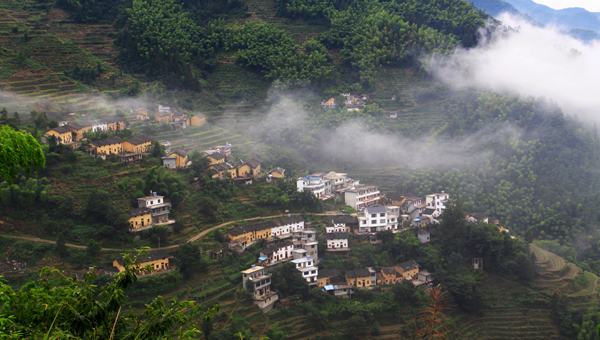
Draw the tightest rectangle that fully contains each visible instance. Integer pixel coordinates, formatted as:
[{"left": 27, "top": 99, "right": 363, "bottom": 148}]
[
  {"left": 228, "top": 93, "right": 522, "bottom": 171},
  {"left": 427, "top": 14, "right": 600, "bottom": 122}
]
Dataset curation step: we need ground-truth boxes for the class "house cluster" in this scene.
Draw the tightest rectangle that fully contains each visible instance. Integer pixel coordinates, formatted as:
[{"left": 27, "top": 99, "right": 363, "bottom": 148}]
[
  {"left": 296, "top": 171, "right": 379, "bottom": 208},
  {"left": 45, "top": 117, "right": 126, "bottom": 146},
  {"left": 87, "top": 136, "right": 154, "bottom": 163},
  {"left": 203, "top": 144, "right": 264, "bottom": 183},
  {"left": 317, "top": 260, "right": 433, "bottom": 298},
  {"left": 128, "top": 191, "right": 175, "bottom": 232},
  {"left": 112, "top": 252, "right": 174, "bottom": 277},
  {"left": 320, "top": 93, "right": 368, "bottom": 112},
  {"left": 397, "top": 192, "right": 450, "bottom": 226},
  {"left": 135, "top": 105, "right": 206, "bottom": 130},
  {"left": 231, "top": 216, "right": 322, "bottom": 309}
]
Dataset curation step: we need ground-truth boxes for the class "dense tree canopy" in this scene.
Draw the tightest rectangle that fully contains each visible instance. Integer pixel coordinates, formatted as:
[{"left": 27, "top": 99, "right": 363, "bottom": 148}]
[
  {"left": 0, "top": 125, "right": 45, "bottom": 182},
  {"left": 228, "top": 22, "right": 333, "bottom": 85},
  {"left": 0, "top": 253, "right": 219, "bottom": 339}
]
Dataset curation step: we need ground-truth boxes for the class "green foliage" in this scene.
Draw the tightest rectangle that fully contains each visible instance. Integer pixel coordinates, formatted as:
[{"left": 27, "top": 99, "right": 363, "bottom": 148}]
[
  {"left": 227, "top": 22, "right": 333, "bottom": 86},
  {"left": 0, "top": 125, "right": 45, "bottom": 182},
  {"left": 143, "top": 166, "right": 187, "bottom": 207},
  {"left": 118, "top": 0, "right": 223, "bottom": 87},
  {"left": 174, "top": 243, "right": 207, "bottom": 279},
  {"left": 0, "top": 251, "right": 218, "bottom": 339},
  {"left": 271, "top": 262, "right": 310, "bottom": 299},
  {"left": 253, "top": 181, "right": 323, "bottom": 212},
  {"left": 329, "top": 5, "right": 455, "bottom": 85}
]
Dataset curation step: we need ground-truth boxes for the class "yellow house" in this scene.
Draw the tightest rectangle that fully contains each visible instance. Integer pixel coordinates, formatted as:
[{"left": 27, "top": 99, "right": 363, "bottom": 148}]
[
  {"left": 269, "top": 167, "right": 285, "bottom": 179},
  {"left": 112, "top": 253, "right": 173, "bottom": 276},
  {"left": 70, "top": 123, "right": 92, "bottom": 141},
  {"left": 128, "top": 208, "right": 153, "bottom": 232},
  {"left": 377, "top": 267, "right": 402, "bottom": 285},
  {"left": 236, "top": 163, "right": 252, "bottom": 178},
  {"left": 345, "top": 268, "right": 376, "bottom": 288},
  {"left": 245, "top": 159, "right": 261, "bottom": 178},
  {"left": 122, "top": 137, "right": 153, "bottom": 154},
  {"left": 396, "top": 260, "right": 420, "bottom": 280},
  {"left": 189, "top": 114, "right": 206, "bottom": 127},
  {"left": 45, "top": 125, "right": 76, "bottom": 144},
  {"left": 227, "top": 222, "right": 273, "bottom": 247},
  {"left": 206, "top": 152, "right": 226, "bottom": 166},
  {"left": 105, "top": 119, "right": 126, "bottom": 131},
  {"left": 317, "top": 269, "right": 341, "bottom": 288},
  {"left": 91, "top": 137, "right": 123, "bottom": 156},
  {"left": 167, "top": 149, "right": 189, "bottom": 169}
]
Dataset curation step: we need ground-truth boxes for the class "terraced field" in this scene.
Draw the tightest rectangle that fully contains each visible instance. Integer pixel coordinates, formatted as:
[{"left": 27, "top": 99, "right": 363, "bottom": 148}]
[
  {"left": 152, "top": 124, "right": 260, "bottom": 157},
  {"left": 0, "top": 2, "right": 133, "bottom": 117},
  {"left": 450, "top": 275, "right": 563, "bottom": 340},
  {"left": 530, "top": 244, "right": 600, "bottom": 311}
]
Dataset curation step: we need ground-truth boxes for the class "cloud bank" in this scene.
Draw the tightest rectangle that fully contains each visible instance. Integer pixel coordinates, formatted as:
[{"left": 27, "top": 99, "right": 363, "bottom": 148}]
[
  {"left": 427, "top": 14, "right": 600, "bottom": 122},
  {"left": 230, "top": 93, "right": 521, "bottom": 170}
]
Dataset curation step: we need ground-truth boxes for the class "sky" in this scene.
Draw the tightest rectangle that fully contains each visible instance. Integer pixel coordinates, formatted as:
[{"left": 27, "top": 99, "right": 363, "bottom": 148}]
[
  {"left": 427, "top": 14, "right": 600, "bottom": 123},
  {"left": 532, "top": 0, "right": 600, "bottom": 11}
]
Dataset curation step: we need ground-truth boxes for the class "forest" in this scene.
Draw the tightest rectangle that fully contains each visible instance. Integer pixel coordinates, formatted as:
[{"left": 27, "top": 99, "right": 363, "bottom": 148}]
[{"left": 50, "top": 0, "right": 487, "bottom": 88}]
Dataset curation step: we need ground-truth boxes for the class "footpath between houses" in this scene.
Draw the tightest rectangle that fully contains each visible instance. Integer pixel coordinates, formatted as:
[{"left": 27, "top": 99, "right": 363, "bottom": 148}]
[{"left": 0, "top": 211, "right": 342, "bottom": 253}]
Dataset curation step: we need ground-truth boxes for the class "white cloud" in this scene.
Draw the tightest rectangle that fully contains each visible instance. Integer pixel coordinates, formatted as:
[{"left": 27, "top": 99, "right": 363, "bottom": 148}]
[
  {"left": 427, "top": 14, "right": 600, "bottom": 122},
  {"left": 532, "top": 0, "right": 600, "bottom": 12}
]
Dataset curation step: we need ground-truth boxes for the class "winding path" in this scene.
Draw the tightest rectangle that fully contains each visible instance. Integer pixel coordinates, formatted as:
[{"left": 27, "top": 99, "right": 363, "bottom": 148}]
[{"left": 0, "top": 211, "right": 341, "bottom": 253}]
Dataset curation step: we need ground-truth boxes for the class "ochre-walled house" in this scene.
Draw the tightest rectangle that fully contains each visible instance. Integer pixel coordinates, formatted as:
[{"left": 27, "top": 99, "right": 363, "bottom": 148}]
[
  {"left": 122, "top": 136, "right": 152, "bottom": 154},
  {"left": 128, "top": 208, "right": 153, "bottom": 232},
  {"left": 166, "top": 149, "right": 189, "bottom": 169},
  {"left": 45, "top": 125, "right": 77, "bottom": 144},
  {"left": 112, "top": 253, "right": 173, "bottom": 276},
  {"left": 90, "top": 138, "right": 123, "bottom": 156}
]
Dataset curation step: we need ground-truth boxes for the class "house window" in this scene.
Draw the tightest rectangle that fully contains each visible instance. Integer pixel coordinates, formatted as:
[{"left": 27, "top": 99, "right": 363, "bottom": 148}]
[{"left": 380, "top": 213, "right": 385, "bottom": 217}]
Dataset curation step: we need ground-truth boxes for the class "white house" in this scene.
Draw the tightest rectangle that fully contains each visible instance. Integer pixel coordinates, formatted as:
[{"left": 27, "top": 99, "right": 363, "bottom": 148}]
[
  {"left": 425, "top": 192, "right": 449, "bottom": 218},
  {"left": 322, "top": 171, "right": 357, "bottom": 194},
  {"left": 241, "top": 265, "right": 278, "bottom": 311},
  {"left": 344, "top": 185, "right": 382, "bottom": 210},
  {"left": 296, "top": 175, "right": 332, "bottom": 200},
  {"left": 357, "top": 205, "right": 400, "bottom": 234},
  {"left": 91, "top": 120, "right": 108, "bottom": 132},
  {"left": 293, "top": 229, "right": 318, "bottom": 262},
  {"left": 402, "top": 196, "right": 425, "bottom": 219},
  {"left": 291, "top": 254, "right": 318, "bottom": 285},
  {"left": 260, "top": 241, "right": 294, "bottom": 266},
  {"left": 137, "top": 192, "right": 174, "bottom": 225},
  {"left": 328, "top": 215, "right": 358, "bottom": 233},
  {"left": 270, "top": 217, "right": 304, "bottom": 239},
  {"left": 325, "top": 233, "right": 349, "bottom": 251}
]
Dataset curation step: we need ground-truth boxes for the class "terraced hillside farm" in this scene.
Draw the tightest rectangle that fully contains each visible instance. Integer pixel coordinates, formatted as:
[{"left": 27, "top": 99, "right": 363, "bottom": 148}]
[
  {"left": 0, "top": 1, "right": 133, "bottom": 117},
  {"left": 530, "top": 244, "right": 600, "bottom": 311}
]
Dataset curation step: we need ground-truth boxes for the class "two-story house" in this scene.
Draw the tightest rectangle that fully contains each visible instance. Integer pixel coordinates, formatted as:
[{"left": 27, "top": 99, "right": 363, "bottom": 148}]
[
  {"left": 259, "top": 241, "right": 294, "bottom": 266},
  {"left": 136, "top": 192, "right": 174, "bottom": 226},
  {"left": 291, "top": 253, "right": 318, "bottom": 285},
  {"left": 344, "top": 185, "right": 382, "bottom": 210},
  {"left": 128, "top": 208, "right": 153, "bottom": 232},
  {"left": 357, "top": 205, "right": 400, "bottom": 234},
  {"left": 328, "top": 215, "right": 358, "bottom": 233},
  {"left": 241, "top": 265, "right": 278, "bottom": 311},
  {"left": 345, "top": 268, "right": 377, "bottom": 288},
  {"left": 325, "top": 233, "right": 350, "bottom": 251},
  {"left": 425, "top": 192, "right": 449, "bottom": 218}
]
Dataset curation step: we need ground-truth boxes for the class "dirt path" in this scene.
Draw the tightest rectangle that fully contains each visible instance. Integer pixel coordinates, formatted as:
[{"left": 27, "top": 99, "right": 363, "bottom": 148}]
[{"left": 0, "top": 211, "right": 341, "bottom": 253}]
